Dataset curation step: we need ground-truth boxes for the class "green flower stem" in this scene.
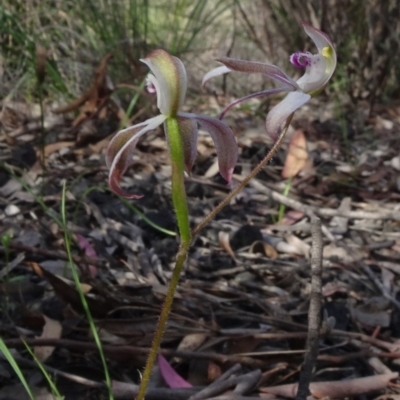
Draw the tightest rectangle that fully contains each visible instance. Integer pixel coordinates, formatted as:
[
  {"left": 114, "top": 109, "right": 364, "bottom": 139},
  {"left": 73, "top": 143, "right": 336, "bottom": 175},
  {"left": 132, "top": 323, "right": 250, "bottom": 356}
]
[
  {"left": 166, "top": 117, "right": 191, "bottom": 244},
  {"left": 136, "top": 116, "right": 292, "bottom": 400},
  {"left": 192, "top": 114, "right": 293, "bottom": 237},
  {"left": 136, "top": 116, "right": 191, "bottom": 400}
]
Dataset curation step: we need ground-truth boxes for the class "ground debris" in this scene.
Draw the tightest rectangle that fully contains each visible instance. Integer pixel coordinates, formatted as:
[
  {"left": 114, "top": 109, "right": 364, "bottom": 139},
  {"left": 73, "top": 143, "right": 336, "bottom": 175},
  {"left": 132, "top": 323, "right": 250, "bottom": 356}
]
[{"left": 1, "top": 99, "right": 400, "bottom": 399}]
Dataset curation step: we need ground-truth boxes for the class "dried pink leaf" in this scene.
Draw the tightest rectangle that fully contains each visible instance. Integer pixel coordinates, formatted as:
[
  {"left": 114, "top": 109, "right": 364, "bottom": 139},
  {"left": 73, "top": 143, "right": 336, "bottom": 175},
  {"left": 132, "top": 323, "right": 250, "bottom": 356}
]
[{"left": 158, "top": 354, "right": 192, "bottom": 388}]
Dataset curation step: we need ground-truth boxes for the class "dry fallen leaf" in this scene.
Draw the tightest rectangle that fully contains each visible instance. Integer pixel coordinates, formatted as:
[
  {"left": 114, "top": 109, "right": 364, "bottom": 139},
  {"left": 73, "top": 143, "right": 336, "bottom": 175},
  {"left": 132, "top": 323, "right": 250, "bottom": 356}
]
[
  {"left": 34, "top": 315, "right": 62, "bottom": 362},
  {"left": 207, "top": 361, "right": 222, "bottom": 382},
  {"left": 44, "top": 141, "right": 74, "bottom": 156},
  {"left": 174, "top": 329, "right": 208, "bottom": 363},
  {"left": 29, "top": 261, "right": 115, "bottom": 317},
  {"left": 52, "top": 52, "right": 117, "bottom": 128},
  {"left": 250, "top": 240, "right": 278, "bottom": 259},
  {"left": 219, "top": 231, "right": 237, "bottom": 262},
  {"left": 277, "top": 210, "right": 305, "bottom": 226},
  {"left": 177, "top": 332, "right": 208, "bottom": 353},
  {"left": 282, "top": 129, "right": 308, "bottom": 178},
  {"left": 284, "top": 234, "right": 310, "bottom": 257},
  {"left": 158, "top": 354, "right": 192, "bottom": 388}
]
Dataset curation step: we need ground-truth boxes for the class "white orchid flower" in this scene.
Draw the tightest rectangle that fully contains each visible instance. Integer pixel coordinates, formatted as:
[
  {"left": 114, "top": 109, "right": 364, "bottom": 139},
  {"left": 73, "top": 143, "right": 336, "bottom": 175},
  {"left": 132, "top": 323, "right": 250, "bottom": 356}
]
[
  {"left": 107, "top": 49, "right": 238, "bottom": 198},
  {"left": 203, "top": 23, "right": 337, "bottom": 139}
]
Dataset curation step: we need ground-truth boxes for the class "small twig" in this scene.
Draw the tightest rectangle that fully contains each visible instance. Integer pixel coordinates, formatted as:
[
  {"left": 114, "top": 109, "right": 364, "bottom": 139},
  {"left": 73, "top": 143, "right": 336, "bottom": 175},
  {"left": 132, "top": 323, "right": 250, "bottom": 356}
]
[
  {"left": 332, "top": 331, "right": 400, "bottom": 353},
  {"left": 295, "top": 217, "right": 323, "bottom": 400},
  {"left": 3, "top": 241, "right": 107, "bottom": 268},
  {"left": 317, "top": 350, "right": 372, "bottom": 364},
  {"left": 9, "top": 354, "right": 198, "bottom": 400},
  {"left": 207, "top": 397, "right": 273, "bottom": 400},
  {"left": 233, "top": 370, "right": 261, "bottom": 394},
  {"left": 9, "top": 354, "right": 102, "bottom": 388},
  {"left": 362, "top": 264, "right": 400, "bottom": 311},
  {"left": 249, "top": 179, "right": 400, "bottom": 221},
  {"left": 192, "top": 117, "right": 293, "bottom": 237},
  {"left": 3, "top": 338, "right": 264, "bottom": 368},
  {"left": 112, "top": 381, "right": 198, "bottom": 400},
  {"left": 214, "top": 363, "right": 242, "bottom": 382},
  {"left": 189, "top": 370, "right": 261, "bottom": 400}
]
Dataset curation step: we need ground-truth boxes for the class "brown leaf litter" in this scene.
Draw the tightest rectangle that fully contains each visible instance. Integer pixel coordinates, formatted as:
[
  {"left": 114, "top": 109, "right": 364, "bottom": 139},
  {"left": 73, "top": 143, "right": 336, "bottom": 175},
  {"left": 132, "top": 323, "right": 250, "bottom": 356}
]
[{"left": 1, "top": 94, "right": 400, "bottom": 398}]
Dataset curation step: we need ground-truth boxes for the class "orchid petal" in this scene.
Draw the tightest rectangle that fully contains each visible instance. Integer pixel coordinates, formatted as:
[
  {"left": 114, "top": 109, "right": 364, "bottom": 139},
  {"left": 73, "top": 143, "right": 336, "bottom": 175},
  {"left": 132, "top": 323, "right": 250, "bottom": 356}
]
[
  {"left": 219, "top": 87, "right": 289, "bottom": 120},
  {"left": 176, "top": 116, "right": 198, "bottom": 175},
  {"left": 296, "top": 53, "right": 328, "bottom": 93},
  {"left": 180, "top": 112, "right": 238, "bottom": 184},
  {"left": 298, "top": 23, "right": 337, "bottom": 94},
  {"left": 302, "top": 23, "right": 334, "bottom": 54},
  {"left": 140, "top": 49, "right": 187, "bottom": 116},
  {"left": 266, "top": 91, "right": 311, "bottom": 139},
  {"left": 146, "top": 73, "right": 161, "bottom": 107},
  {"left": 107, "top": 114, "right": 166, "bottom": 198},
  {"left": 216, "top": 57, "right": 299, "bottom": 90},
  {"left": 106, "top": 119, "right": 150, "bottom": 169},
  {"left": 202, "top": 65, "right": 231, "bottom": 87}
]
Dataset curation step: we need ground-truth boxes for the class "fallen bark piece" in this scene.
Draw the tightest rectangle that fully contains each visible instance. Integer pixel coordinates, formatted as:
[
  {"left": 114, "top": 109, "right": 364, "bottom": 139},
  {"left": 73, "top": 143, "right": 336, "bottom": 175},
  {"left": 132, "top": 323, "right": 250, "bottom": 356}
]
[{"left": 260, "top": 372, "right": 398, "bottom": 398}]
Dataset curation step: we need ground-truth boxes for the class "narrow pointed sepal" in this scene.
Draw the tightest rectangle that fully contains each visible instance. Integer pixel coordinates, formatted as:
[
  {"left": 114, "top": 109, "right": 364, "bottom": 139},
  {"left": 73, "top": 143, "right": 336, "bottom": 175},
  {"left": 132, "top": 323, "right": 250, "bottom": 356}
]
[
  {"left": 302, "top": 23, "right": 335, "bottom": 55},
  {"left": 266, "top": 91, "right": 311, "bottom": 139},
  {"left": 202, "top": 66, "right": 231, "bottom": 87},
  {"left": 107, "top": 115, "right": 166, "bottom": 199},
  {"left": 216, "top": 57, "right": 299, "bottom": 90},
  {"left": 296, "top": 23, "right": 337, "bottom": 94},
  {"left": 177, "top": 116, "right": 198, "bottom": 175},
  {"left": 180, "top": 113, "right": 238, "bottom": 184},
  {"left": 219, "top": 87, "right": 288, "bottom": 120},
  {"left": 140, "top": 50, "right": 187, "bottom": 117}
]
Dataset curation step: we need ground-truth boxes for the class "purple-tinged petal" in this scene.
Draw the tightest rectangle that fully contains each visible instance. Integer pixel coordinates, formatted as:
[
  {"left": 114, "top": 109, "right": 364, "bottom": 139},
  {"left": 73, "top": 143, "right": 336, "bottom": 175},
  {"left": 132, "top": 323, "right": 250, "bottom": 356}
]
[
  {"left": 180, "top": 112, "right": 238, "bottom": 184},
  {"left": 107, "top": 115, "right": 166, "bottom": 199},
  {"left": 145, "top": 74, "right": 158, "bottom": 94},
  {"left": 106, "top": 119, "right": 150, "bottom": 169},
  {"left": 297, "top": 23, "right": 337, "bottom": 94},
  {"left": 302, "top": 23, "right": 334, "bottom": 54},
  {"left": 140, "top": 49, "right": 187, "bottom": 116},
  {"left": 176, "top": 116, "right": 198, "bottom": 175},
  {"left": 296, "top": 53, "right": 328, "bottom": 93},
  {"left": 219, "top": 87, "right": 289, "bottom": 120},
  {"left": 290, "top": 51, "right": 313, "bottom": 68},
  {"left": 266, "top": 91, "right": 311, "bottom": 139},
  {"left": 202, "top": 65, "right": 231, "bottom": 87},
  {"left": 216, "top": 57, "right": 299, "bottom": 90}
]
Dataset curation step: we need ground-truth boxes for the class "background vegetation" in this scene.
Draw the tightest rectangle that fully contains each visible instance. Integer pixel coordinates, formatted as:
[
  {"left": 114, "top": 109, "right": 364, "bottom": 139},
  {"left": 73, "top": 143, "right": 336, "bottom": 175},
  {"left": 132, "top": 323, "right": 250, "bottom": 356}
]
[
  {"left": 1, "top": 1, "right": 400, "bottom": 398},
  {"left": 1, "top": 0, "right": 399, "bottom": 113}
]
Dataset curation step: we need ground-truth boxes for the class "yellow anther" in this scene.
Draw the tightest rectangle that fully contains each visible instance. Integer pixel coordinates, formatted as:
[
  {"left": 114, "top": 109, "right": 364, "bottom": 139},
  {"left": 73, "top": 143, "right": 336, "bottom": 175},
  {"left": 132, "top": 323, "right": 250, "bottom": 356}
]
[{"left": 322, "top": 46, "right": 332, "bottom": 59}]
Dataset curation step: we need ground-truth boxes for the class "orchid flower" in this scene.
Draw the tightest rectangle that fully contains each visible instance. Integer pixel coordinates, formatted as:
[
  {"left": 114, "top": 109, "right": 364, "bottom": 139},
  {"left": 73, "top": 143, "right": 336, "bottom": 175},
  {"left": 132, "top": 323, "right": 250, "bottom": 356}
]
[
  {"left": 106, "top": 49, "right": 238, "bottom": 199},
  {"left": 203, "top": 23, "right": 336, "bottom": 139}
]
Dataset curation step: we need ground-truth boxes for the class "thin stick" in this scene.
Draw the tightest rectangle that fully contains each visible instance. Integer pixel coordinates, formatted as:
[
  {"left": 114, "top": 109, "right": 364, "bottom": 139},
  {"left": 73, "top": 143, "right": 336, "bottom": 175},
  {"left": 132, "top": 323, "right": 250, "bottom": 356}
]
[
  {"left": 249, "top": 179, "right": 400, "bottom": 221},
  {"left": 4, "top": 241, "right": 105, "bottom": 267},
  {"left": 295, "top": 217, "right": 323, "bottom": 400},
  {"left": 192, "top": 115, "right": 293, "bottom": 238},
  {"left": 362, "top": 264, "right": 400, "bottom": 311}
]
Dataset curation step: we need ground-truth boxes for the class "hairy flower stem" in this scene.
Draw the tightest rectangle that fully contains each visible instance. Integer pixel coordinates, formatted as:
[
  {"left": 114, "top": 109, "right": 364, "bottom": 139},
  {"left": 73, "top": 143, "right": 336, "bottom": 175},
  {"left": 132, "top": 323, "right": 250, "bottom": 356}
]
[
  {"left": 192, "top": 115, "right": 293, "bottom": 237},
  {"left": 38, "top": 84, "right": 46, "bottom": 170},
  {"left": 136, "top": 116, "right": 292, "bottom": 400},
  {"left": 136, "top": 117, "right": 191, "bottom": 400}
]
